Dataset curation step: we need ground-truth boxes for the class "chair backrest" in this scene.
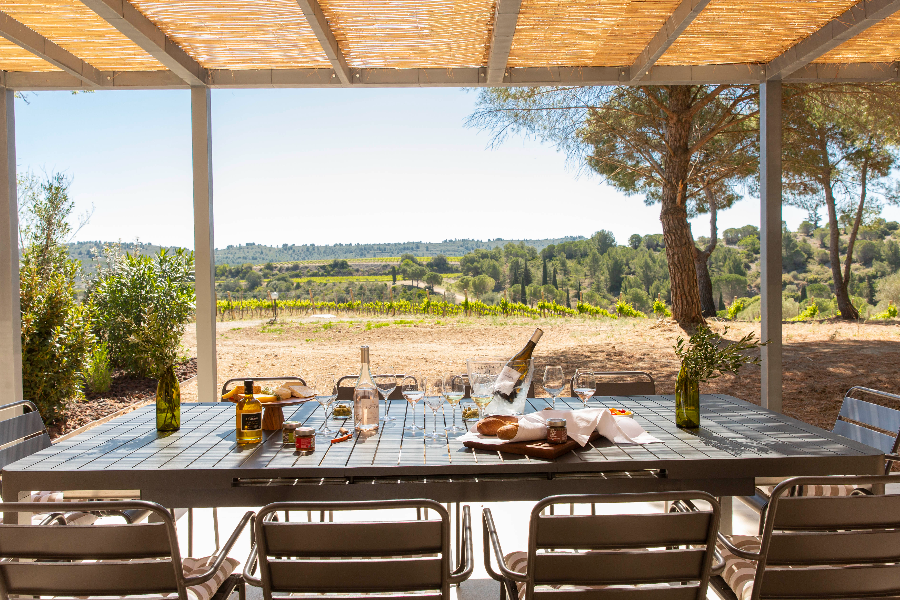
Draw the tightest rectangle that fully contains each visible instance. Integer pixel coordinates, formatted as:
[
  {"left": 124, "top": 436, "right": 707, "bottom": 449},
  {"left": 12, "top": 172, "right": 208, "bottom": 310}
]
[
  {"left": 221, "top": 376, "right": 307, "bottom": 399},
  {"left": 336, "top": 374, "right": 411, "bottom": 400},
  {"left": 572, "top": 371, "right": 656, "bottom": 397},
  {"left": 0, "top": 400, "right": 51, "bottom": 471},
  {"left": 752, "top": 475, "right": 900, "bottom": 600},
  {"left": 255, "top": 499, "right": 451, "bottom": 600},
  {"left": 0, "top": 500, "right": 186, "bottom": 599},
  {"left": 834, "top": 387, "right": 900, "bottom": 472},
  {"left": 523, "top": 492, "right": 720, "bottom": 600}
]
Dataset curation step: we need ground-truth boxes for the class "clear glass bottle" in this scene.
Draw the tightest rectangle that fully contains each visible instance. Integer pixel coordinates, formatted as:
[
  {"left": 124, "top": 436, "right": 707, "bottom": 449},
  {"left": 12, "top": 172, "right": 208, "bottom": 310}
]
[
  {"left": 236, "top": 378, "right": 263, "bottom": 444},
  {"left": 354, "top": 346, "right": 379, "bottom": 432}
]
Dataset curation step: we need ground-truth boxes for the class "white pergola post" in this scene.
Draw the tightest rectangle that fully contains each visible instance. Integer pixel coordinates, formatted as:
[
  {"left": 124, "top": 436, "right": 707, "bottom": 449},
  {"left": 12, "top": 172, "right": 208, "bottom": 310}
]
[
  {"left": 760, "top": 81, "right": 783, "bottom": 412},
  {"left": 0, "top": 88, "right": 21, "bottom": 405},
  {"left": 192, "top": 87, "right": 216, "bottom": 402}
]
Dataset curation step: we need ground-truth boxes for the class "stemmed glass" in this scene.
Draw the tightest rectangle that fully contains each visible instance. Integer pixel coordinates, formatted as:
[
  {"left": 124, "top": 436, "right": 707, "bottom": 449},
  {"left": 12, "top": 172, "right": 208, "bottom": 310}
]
[
  {"left": 314, "top": 374, "right": 338, "bottom": 438},
  {"left": 401, "top": 375, "right": 425, "bottom": 432},
  {"left": 374, "top": 369, "right": 399, "bottom": 424},
  {"left": 424, "top": 384, "right": 445, "bottom": 441},
  {"left": 470, "top": 374, "right": 494, "bottom": 421},
  {"left": 442, "top": 374, "right": 466, "bottom": 434},
  {"left": 573, "top": 370, "right": 595, "bottom": 407},
  {"left": 542, "top": 366, "right": 565, "bottom": 410}
]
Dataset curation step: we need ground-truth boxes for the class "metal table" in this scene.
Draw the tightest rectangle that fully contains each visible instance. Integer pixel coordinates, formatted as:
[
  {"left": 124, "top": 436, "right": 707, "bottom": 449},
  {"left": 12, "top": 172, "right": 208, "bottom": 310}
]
[{"left": 3, "top": 395, "right": 884, "bottom": 519}]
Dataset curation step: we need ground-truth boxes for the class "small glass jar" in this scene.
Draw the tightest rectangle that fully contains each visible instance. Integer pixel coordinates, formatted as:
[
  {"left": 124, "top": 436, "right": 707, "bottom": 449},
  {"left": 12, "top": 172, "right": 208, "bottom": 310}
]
[
  {"left": 295, "top": 427, "right": 315, "bottom": 455},
  {"left": 282, "top": 421, "right": 299, "bottom": 445},
  {"left": 547, "top": 418, "right": 567, "bottom": 444}
]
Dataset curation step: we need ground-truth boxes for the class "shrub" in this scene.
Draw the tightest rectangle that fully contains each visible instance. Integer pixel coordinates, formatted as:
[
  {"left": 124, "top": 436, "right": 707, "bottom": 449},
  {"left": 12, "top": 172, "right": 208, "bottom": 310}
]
[
  {"left": 872, "top": 303, "right": 898, "bottom": 320},
  {"left": 84, "top": 341, "right": 112, "bottom": 394},
  {"left": 712, "top": 274, "right": 748, "bottom": 303},
  {"left": 791, "top": 302, "right": 820, "bottom": 321},
  {"left": 18, "top": 173, "right": 93, "bottom": 424},
  {"left": 855, "top": 240, "right": 880, "bottom": 266},
  {"left": 726, "top": 298, "right": 746, "bottom": 320},
  {"left": 615, "top": 300, "right": 646, "bottom": 318},
  {"left": 652, "top": 298, "right": 672, "bottom": 318},
  {"left": 90, "top": 245, "right": 195, "bottom": 377},
  {"left": 876, "top": 272, "right": 900, "bottom": 307},
  {"left": 623, "top": 288, "right": 651, "bottom": 313},
  {"left": 806, "top": 283, "right": 831, "bottom": 299}
]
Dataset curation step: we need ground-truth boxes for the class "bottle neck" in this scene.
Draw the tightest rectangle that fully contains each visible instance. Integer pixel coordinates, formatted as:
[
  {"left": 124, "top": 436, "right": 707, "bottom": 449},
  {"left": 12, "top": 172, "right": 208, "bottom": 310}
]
[{"left": 358, "top": 347, "right": 375, "bottom": 387}]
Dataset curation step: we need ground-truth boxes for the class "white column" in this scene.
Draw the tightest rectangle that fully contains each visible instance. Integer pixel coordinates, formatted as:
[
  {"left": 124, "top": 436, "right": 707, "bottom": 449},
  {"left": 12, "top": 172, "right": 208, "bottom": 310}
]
[
  {"left": 192, "top": 87, "right": 216, "bottom": 402},
  {"left": 760, "top": 81, "right": 783, "bottom": 412},
  {"left": 0, "top": 88, "right": 22, "bottom": 404}
]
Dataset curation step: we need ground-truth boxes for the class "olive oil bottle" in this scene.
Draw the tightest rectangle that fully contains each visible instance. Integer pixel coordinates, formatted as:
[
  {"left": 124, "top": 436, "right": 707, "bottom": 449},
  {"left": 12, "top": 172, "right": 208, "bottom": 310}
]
[{"left": 236, "top": 378, "right": 262, "bottom": 444}]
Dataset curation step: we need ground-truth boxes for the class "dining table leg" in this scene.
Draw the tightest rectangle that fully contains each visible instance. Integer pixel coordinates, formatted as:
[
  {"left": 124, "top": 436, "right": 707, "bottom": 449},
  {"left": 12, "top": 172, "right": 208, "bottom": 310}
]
[{"left": 719, "top": 495, "right": 733, "bottom": 535}]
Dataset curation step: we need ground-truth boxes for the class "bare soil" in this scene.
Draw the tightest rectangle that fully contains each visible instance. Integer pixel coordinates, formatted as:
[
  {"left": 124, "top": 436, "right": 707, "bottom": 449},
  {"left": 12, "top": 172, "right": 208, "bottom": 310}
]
[{"left": 170, "top": 315, "right": 900, "bottom": 432}]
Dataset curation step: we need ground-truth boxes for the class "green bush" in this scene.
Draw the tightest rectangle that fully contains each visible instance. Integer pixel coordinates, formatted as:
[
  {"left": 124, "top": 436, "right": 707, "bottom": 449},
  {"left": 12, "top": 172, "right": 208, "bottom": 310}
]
[
  {"left": 652, "top": 298, "right": 672, "bottom": 318},
  {"left": 84, "top": 341, "right": 112, "bottom": 394},
  {"left": 90, "top": 245, "right": 195, "bottom": 377},
  {"left": 791, "top": 302, "right": 820, "bottom": 321},
  {"left": 615, "top": 300, "right": 646, "bottom": 318},
  {"left": 18, "top": 174, "right": 93, "bottom": 424}
]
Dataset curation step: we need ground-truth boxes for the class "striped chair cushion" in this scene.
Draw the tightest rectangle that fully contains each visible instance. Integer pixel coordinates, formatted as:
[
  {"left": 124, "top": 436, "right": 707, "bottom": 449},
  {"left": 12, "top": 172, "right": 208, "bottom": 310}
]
[
  {"left": 504, "top": 551, "right": 528, "bottom": 600},
  {"left": 182, "top": 556, "right": 240, "bottom": 600},
  {"left": 758, "top": 484, "right": 857, "bottom": 498},
  {"left": 0, "top": 490, "right": 98, "bottom": 525},
  {"left": 717, "top": 535, "right": 761, "bottom": 600}
]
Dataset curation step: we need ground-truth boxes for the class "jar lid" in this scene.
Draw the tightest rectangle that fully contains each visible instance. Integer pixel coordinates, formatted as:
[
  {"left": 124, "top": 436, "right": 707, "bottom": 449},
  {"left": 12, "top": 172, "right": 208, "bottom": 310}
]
[
  {"left": 547, "top": 418, "right": 566, "bottom": 427},
  {"left": 296, "top": 427, "right": 315, "bottom": 436},
  {"left": 282, "top": 421, "right": 299, "bottom": 430}
]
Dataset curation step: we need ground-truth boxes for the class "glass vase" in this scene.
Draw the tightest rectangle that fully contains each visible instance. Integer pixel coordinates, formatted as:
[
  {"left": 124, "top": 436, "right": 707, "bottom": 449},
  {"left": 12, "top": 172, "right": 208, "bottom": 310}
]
[
  {"left": 675, "top": 364, "right": 700, "bottom": 429},
  {"left": 156, "top": 364, "right": 181, "bottom": 432}
]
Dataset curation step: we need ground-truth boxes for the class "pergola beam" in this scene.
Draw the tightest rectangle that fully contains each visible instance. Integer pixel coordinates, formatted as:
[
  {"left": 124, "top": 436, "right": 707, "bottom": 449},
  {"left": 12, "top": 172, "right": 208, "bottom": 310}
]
[
  {"left": 79, "top": 0, "right": 208, "bottom": 86},
  {"left": 295, "top": 0, "right": 351, "bottom": 85},
  {"left": 767, "top": 0, "right": 900, "bottom": 79},
  {"left": 0, "top": 11, "right": 109, "bottom": 86},
  {"left": 630, "top": 0, "right": 712, "bottom": 82},
  {"left": 486, "top": 0, "right": 522, "bottom": 85}
]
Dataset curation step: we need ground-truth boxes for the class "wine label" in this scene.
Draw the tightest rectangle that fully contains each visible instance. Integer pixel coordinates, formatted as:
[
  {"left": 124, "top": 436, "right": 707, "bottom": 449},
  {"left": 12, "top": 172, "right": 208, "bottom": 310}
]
[
  {"left": 241, "top": 412, "right": 261, "bottom": 431},
  {"left": 495, "top": 366, "right": 521, "bottom": 396}
]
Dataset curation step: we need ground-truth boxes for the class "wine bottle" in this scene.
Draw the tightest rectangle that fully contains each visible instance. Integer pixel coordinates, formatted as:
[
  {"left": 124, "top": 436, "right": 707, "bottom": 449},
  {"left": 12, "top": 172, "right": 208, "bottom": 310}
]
[
  {"left": 354, "top": 346, "right": 379, "bottom": 432},
  {"left": 495, "top": 328, "right": 543, "bottom": 401},
  {"left": 236, "top": 378, "right": 262, "bottom": 444}
]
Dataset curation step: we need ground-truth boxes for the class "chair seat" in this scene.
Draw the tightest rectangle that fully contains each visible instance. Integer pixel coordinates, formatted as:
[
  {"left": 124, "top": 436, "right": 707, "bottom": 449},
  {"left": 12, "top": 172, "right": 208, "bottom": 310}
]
[
  {"left": 716, "top": 535, "right": 762, "bottom": 600},
  {"left": 182, "top": 556, "right": 241, "bottom": 600},
  {"left": 758, "top": 484, "right": 858, "bottom": 498},
  {"left": 504, "top": 551, "right": 528, "bottom": 599}
]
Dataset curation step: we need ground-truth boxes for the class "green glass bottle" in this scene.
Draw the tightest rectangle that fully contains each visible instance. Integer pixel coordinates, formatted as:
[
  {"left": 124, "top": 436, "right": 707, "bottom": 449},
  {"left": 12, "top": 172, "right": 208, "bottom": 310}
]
[
  {"left": 675, "top": 364, "right": 699, "bottom": 429},
  {"left": 156, "top": 364, "right": 181, "bottom": 432}
]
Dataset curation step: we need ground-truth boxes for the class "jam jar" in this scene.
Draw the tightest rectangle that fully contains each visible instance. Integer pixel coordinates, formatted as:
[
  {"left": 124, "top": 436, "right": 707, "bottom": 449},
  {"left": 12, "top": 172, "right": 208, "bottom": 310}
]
[{"left": 546, "top": 418, "right": 567, "bottom": 444}]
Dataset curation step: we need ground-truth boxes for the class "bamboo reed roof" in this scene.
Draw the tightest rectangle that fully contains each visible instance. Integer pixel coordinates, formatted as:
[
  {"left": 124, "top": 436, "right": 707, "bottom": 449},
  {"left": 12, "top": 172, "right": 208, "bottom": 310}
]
[{"left": 0, "top": 0, "right": 898, "bottom": 87}]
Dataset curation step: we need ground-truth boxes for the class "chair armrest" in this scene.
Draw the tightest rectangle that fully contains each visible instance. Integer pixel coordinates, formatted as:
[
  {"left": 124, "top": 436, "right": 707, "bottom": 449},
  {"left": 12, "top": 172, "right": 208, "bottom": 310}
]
[
  {"left": 716, "top": 532, "right": 761, "bottom": 561},
  {"left": 736, "top": 492, "right": 768, "bottom": 515},
  {"left": 449, "top": 505, "right": 473, "bottom": 584},
  {"left": 38, "top": 512, "right": 68, "bottom": 526},
  {"left": 711, "top": 548, "right": 725, "bottom": 576},
  {"left": 184, "top": 510, "right": 254, "bottom": 587},
  {"left": 482, "top": 508, "right": 527, "bottom": 583},
  {"left": 885, "top": 454, "right": 900, "bottom": 463},
  {"left": 243, "top": 544, "right": 262, "bottom": 587}
]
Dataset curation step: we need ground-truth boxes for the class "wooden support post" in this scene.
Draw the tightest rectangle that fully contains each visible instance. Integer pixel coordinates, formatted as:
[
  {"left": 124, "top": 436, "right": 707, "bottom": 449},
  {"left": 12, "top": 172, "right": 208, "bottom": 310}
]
[
  {"left": 0, "top": 88, "right": 21, "bottom": 405},
  {"left": 192, "top": 87, "right": 217, "bottom": 403},
  {"left": 760, "top": 81, "right": 783, "bottom": 412}
]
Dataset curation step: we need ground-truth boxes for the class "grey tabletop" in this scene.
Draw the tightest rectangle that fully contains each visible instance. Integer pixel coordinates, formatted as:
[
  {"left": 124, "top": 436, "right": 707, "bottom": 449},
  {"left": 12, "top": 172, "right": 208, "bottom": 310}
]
[{"left": 2, "top": 395, "right": 884, "bottom": 507}]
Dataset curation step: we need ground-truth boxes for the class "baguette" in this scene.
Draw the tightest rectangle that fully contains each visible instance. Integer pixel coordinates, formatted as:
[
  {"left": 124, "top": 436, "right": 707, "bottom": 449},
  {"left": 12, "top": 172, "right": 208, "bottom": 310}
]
[
  {"left": 476, "top": 415, "right": 518, "bottom": 436},
  {"left": 497, "top": 423, "right": 519, "bottom": 440}
]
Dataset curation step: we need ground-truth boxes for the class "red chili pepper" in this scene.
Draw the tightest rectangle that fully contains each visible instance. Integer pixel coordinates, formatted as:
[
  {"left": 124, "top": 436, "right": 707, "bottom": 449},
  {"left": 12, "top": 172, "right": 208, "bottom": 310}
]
[{"left": 331, "top": 433, "right": 352, "bottom": 444}]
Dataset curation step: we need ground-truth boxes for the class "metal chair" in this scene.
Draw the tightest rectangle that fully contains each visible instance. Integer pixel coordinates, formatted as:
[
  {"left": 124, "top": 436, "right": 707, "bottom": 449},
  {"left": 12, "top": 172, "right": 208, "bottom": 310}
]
[
  {"left": 712, "top": 474, "right": 900, "bottom": 600},
  {"left": 739, "top": 386, "right": 900, "bottom": 523},
  {"left": 336, "top": 373, "right": 411, "bottom": 400},
  {"left": 0, "top": 399, "right": 148, "bottom": 526},
  {"left": 571, "top": 371, "right": 656, "bottom": 396},
  {"left": 484, "top": 492, "right": 722, "bottom": 600},
  {"left": 243, "top": 499, "right": 473, "bottom": 600},
  {"left": 0, "top": 499, "right": 251, "bottom": 600}
]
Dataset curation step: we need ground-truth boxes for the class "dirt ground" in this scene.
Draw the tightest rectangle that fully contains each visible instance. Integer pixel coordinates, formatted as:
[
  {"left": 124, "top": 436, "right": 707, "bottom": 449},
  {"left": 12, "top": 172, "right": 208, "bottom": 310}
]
[{"left": 178, "top": 314, "right": 900, "bottom": 432}]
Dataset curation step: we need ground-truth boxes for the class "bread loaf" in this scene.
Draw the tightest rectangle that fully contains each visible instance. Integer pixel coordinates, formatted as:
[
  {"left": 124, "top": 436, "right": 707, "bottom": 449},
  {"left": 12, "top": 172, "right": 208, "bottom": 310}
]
[
  {"left": 476, "top": 415, "right": 518, "bottom": 436},
  {"left": 497, "top": 423, "right": 519, "bottom": 440}
]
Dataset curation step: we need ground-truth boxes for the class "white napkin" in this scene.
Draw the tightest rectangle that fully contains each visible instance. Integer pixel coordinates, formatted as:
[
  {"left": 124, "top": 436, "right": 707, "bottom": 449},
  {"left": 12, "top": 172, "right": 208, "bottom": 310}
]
[{"left": 458, "top": 408, "right": 661, "bottom": 447}]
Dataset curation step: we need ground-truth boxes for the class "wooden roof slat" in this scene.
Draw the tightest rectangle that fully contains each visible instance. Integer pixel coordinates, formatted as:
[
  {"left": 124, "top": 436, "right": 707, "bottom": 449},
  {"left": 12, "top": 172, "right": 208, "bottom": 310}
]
[
  {"left": 295, "top": 0, "right": 351, "bottom": 84},
  {"left": 767, "top": 0, "right": 900, "bottom": 78},
  {"left": 0, "top": 10, "right": 106, "bottom": 85}
]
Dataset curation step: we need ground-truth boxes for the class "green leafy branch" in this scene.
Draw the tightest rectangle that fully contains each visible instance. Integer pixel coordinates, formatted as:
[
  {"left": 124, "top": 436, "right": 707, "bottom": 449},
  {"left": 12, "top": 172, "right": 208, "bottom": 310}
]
[{"left": 674, "top": 325, "right": 767, "bottom": 383}]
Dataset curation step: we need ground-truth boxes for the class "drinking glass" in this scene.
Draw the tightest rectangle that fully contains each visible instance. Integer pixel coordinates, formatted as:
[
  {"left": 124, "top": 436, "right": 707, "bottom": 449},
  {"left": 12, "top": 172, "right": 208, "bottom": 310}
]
[
  {"left": 573, "top": 370, "right": 595, "bottom": 407},
  {"left": 401, "top": 375, "right": 425, "bottom": 432},
  {"left": 374, "top": 369, "right": 399, "bottom": 424},
  {"left": 470, "top": 373, "right": 495, "bottom": 421},
  {"left": 424, "top": 385, "right": 445, "bottom": 441},
  {"left": 542, "top": 366, "right": 565, "bottom": 409},
  {"left": 442, "top": 374, "right": 466, "bottom": 434},
  {"left": 314, "top": 374, "right": 338, "bottom": 437}
]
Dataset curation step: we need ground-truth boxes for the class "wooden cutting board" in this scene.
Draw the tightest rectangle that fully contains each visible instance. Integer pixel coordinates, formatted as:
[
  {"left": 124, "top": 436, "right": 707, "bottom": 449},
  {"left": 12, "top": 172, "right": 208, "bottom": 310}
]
[{"left": 463, "top": 432, "right": 600, "bottom": 459}]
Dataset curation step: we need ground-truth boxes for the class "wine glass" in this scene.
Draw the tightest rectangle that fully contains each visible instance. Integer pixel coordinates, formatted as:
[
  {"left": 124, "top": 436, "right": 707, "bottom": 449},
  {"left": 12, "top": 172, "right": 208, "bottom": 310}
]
[
  {"left": 573, "top": 370, "right": 595, "bottom": 407},
  {"left": 401, "top": 375, "right": 425, "bottom": 432},
  {"left": 424, "top": 384, "right": 445, "bottom": 441},
  {"left": 542, "top": 366, "right": 565, "bottom": 410},
  {"left": 374, "top": 368, "right": 399, "bottom": 424},
  {"left": 442, "top": 374, "right": 466, "bottom": 434},
  {"left": 314, "top": 374, "right": 338, "bottom": 438},
  {"left": 470, "top": 373, "right": 494, "bottom": 421}
]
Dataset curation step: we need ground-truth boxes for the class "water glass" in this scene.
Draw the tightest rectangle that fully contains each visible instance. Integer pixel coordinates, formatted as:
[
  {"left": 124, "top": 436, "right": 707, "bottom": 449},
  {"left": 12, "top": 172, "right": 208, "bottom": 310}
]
[
  {"left": 470, "top": 373, "right": 494, "bottom": 420},
  {"left": 314, "top": 375, "right": 338, "bottom": 437},
  {"left": 542, "top": 365, "right": 565, "bottom": 409},
  {"left": 401, "top": 375, "right": 425, "bottom": 432},
  {"left": 573, "top": 370, "right": 595, "bottom": 407},
  {"left": 374, "top": 369, "right": 399, "bottom": 424},
  {"left": 424, "top": 385, "right": 445, "bottom": 441}
]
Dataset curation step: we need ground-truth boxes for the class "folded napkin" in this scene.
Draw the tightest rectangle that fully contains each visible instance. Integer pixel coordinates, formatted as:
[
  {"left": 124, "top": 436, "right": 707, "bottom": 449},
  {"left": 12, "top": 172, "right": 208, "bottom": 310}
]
[{"left": 458, "top": 408, "right": 661, "bottom": 447}]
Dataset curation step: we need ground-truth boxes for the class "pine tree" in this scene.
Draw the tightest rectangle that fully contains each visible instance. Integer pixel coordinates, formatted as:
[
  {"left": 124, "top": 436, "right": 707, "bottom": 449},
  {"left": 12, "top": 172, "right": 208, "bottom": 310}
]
[
  {"left": 552, "top": 267, "right": 558, "bottom": 288},
  {"left": 718, "top": 292, "right": 725, "bottom": 311}
]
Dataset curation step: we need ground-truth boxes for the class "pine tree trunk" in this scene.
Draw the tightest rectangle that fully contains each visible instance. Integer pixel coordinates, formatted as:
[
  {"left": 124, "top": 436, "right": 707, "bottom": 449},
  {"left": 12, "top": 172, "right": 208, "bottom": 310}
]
[
  {"left": 660, "top": 86, "right": 704, "bottom": 325},
  {"left": 694, "top": 186, "right": 719, "bottom": 317},
  {"left": 822, "top": 165, "right": 859, "bottom": 320}
]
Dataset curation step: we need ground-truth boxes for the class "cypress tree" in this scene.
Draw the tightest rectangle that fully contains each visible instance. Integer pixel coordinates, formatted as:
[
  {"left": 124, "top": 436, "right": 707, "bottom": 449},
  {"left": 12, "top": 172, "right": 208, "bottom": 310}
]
[
  {"left": 552, "top": 267, "right": 558, "bottom": 288},
  {"left": 718, "top": 292, "right": 725, "bottom": 311},
  {"left": 865, "top": 275, "right": 875, "bottom": 305},
  {"left": 566, "top": 288, "right": 571, "bottom": 307},
  {"left": 391, "top": 266, "right": 397, "bottom": 284},
  {"left": 799, "top": 284, "right": 807, "bottom": 302},
  {"left": 541, "top": 260, "right": 548, "bottom": 286}
]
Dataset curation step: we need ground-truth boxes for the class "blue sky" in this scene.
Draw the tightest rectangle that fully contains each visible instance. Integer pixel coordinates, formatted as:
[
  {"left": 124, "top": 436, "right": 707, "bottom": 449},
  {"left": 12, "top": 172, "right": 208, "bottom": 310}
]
[{"left": 14, "top": 87, "right": 827, "bottom": 250}]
